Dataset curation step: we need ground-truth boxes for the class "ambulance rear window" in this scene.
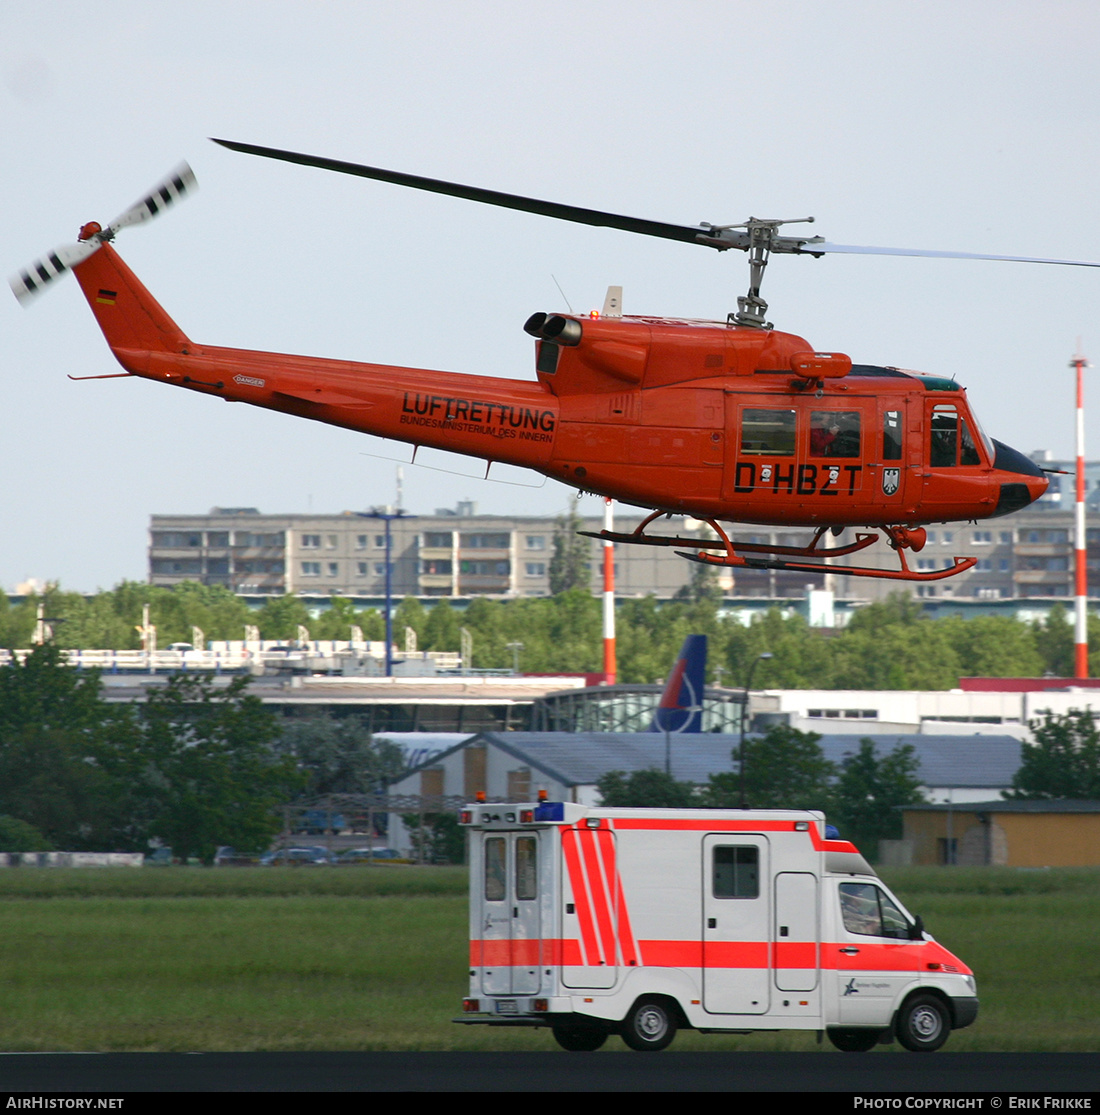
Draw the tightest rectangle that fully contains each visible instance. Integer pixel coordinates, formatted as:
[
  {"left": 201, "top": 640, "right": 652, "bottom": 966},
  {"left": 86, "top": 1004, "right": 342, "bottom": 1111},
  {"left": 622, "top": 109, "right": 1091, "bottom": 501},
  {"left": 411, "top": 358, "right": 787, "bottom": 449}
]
[
  {"left": 484, "top": 837, "right": 506, "bottom": 902},
  {"left": 713, "top": 845, "right": 759, "bottom": 899},
  {"left": 516, "top": 836, "right": 537, "bottom": 901}
]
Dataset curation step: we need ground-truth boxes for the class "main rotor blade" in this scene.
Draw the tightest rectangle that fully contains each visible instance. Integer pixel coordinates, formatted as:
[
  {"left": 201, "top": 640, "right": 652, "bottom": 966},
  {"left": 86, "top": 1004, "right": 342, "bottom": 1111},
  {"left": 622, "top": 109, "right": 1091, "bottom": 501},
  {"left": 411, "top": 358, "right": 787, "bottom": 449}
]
[
  {"left": 211, "top": 138, "right": 727, "bottom": 249},
  {"left": 806, "top": 241, "right": 1100, "bottom": 268},
  {"left": 211, "top": 140, "right": 1100, "bottom": 272}
]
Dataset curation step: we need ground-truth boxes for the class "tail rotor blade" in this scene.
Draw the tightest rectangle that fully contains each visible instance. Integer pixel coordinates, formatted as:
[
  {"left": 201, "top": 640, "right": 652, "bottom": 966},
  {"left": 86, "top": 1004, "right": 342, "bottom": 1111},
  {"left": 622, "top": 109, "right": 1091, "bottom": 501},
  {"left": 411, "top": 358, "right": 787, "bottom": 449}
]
[
  {"left": 11, "top": 161, "right": 196, "bottom": 307},
  {"left": 108, "top": 162, "right": 197, "bottom": 232},
  {"left": 9, "top": 239, "right": 100, "bottom": 305}
]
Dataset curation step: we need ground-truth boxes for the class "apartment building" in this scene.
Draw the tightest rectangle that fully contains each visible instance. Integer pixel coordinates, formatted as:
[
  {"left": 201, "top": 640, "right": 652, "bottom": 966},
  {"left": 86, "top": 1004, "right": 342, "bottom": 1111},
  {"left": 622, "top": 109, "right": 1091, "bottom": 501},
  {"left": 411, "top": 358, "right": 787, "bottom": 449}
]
[
  {"left": 149, "top": 503, "right": 719, "bottom": 599},
  {"left": 149, "top": 455, "right": 1100, "bottom": 602}
]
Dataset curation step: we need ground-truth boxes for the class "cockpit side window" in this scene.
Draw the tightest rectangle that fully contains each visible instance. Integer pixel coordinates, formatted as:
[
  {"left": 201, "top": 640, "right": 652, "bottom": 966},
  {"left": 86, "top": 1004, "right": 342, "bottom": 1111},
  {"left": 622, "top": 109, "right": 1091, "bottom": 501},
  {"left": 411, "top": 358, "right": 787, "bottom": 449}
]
[
  {"left": 930, "top": 405, "right": 959, "bottom": 466},
  {"left": 883, "top": 410, "right": 903, "bottom": 461},
  {"left": 930, "top": 404, "right": 982, "bottom": 467}
]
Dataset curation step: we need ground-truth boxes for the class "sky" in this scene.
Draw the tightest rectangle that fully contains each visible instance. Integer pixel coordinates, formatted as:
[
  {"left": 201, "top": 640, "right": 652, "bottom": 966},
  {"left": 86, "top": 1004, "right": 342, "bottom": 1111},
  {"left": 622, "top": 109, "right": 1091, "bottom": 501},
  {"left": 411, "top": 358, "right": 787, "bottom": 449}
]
[{"left": 4, "top": 1, "right": 1100, "bottom": 592}]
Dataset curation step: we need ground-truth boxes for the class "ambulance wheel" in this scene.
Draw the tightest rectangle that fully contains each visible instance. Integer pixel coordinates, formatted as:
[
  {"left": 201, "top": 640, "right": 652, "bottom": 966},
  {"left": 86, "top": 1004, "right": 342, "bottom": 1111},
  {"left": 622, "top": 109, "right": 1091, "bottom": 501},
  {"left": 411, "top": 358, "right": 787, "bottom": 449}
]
[
  {"left": 620, "top": 998, "right": 677, "bottom": 1052},
  {"left": 551, "top": 1021, "right": 608, "bottom": 1052},
  {"left": 827, "top": 1028, "right": 881, "bottom": 1052},
  {"left": 896, "top": 994, "right": 950, "bottom": 1052}
]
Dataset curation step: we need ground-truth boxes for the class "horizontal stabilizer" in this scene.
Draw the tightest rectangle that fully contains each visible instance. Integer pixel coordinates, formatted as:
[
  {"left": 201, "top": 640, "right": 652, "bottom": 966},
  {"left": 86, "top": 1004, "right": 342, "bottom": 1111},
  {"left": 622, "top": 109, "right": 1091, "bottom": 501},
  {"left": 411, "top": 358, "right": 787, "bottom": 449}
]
[{"left": 273, "top": 386, "right": 377, "bottom": 409}]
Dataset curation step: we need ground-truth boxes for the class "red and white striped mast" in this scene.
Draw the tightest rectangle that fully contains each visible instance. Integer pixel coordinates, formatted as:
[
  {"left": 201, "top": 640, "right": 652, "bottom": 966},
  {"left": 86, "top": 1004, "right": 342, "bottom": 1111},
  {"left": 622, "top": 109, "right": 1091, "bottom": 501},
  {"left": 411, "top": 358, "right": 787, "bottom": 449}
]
[
  {"left": 602, "top": 498, "right": 617, "bottom": 685},
  {"left": 1072, "top": 348, "right": 1090, "bottom": 679}
]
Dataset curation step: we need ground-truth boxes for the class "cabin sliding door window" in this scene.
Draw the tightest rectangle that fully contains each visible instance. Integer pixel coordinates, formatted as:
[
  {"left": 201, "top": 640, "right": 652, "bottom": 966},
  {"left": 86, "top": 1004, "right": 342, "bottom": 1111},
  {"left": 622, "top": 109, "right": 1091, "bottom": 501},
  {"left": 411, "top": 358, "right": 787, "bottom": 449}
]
[
  {"left": 809, "top": 411, "right": 860, "bottom": 458},
  {"left": 740, "top": 409, "right": 796, "bottom": 456}
]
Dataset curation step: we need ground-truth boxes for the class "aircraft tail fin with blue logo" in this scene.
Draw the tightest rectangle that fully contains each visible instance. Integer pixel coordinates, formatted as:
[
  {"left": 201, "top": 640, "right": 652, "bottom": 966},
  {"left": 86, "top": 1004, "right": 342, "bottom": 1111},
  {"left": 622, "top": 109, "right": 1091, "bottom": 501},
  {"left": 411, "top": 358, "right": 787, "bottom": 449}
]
[{"left": 649, "top": 634, "right": 706, "bottom": 733}]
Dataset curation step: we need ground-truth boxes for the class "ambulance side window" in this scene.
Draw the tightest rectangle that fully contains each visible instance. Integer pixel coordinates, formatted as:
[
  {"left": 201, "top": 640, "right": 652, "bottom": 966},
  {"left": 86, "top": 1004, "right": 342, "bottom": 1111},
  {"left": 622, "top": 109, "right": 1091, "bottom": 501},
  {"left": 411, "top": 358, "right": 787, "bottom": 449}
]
[
  {"left": 839, "top": 882, "right": 910, "bottom": 939},
  {"left": 484, "top": 837, "right": 506, "bottom": 902},
  {"left": 515, "top": 836, "right": 537, "bottom": 901},
  {"left": 713, "top": 845, "right": 759, "bottom": 899}
]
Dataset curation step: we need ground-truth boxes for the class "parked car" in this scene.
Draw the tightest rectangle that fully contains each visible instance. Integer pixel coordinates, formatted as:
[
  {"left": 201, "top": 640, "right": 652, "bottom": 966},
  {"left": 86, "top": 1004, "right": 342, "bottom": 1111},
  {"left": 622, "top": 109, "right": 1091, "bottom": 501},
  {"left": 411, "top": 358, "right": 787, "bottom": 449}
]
[
  {"left": 337, "top": 847, "right": 402, "bottom": 864},
  {"left": 213, "top": 846, "right": 259, "bottom": 866},
  {"left": 260, "top": 846, "right": 337, "bottom": 866}
]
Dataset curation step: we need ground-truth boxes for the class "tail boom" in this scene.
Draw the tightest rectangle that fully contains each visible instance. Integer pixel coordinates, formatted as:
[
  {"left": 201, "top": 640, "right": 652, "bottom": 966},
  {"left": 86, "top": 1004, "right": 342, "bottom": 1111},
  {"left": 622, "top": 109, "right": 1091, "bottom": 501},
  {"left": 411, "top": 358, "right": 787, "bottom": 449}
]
[{"left": 71, "top": 243, "right": 559, "bottom": 471}]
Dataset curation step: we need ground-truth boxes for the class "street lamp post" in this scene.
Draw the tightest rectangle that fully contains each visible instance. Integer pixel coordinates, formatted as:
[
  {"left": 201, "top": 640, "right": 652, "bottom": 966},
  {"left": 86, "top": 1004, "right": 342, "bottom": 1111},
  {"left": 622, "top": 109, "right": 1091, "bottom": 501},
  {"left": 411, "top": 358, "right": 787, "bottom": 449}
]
[
  {"left": 739, "top": 652, "right": 773, "bottom": 809},
  {"left": 361, "top": 507, "right": 413, "bottom": 677}
]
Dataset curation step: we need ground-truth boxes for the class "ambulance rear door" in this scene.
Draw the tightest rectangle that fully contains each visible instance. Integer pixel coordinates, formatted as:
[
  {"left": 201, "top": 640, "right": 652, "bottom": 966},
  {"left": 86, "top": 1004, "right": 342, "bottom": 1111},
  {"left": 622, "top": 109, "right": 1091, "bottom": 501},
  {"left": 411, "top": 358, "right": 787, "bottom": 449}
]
[{"left": 476, "top": 831, "right": 542, "bottom": 997}]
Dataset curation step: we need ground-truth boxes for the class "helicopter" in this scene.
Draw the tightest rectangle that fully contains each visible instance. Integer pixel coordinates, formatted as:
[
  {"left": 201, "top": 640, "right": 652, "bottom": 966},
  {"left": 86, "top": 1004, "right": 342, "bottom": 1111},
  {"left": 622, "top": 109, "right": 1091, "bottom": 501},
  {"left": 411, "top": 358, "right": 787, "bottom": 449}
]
[{"left": 12, "top": 141, "right": 1095, "bottom": 582}]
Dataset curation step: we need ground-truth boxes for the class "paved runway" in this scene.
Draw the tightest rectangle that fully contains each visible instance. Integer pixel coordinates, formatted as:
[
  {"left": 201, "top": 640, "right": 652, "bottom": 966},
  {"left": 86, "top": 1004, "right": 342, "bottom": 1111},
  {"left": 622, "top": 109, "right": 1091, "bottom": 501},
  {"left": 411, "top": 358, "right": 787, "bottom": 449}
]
[{"left": 0, "top": 1052, "right": 1095, "bottom": 1093}]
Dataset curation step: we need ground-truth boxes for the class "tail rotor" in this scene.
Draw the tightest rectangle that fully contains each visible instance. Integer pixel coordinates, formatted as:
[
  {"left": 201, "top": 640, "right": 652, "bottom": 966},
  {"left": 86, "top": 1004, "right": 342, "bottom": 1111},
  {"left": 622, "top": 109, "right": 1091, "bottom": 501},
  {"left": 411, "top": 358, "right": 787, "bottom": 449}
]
[{"left": 9, "top": 162, "right": 196, "bottom": 305}]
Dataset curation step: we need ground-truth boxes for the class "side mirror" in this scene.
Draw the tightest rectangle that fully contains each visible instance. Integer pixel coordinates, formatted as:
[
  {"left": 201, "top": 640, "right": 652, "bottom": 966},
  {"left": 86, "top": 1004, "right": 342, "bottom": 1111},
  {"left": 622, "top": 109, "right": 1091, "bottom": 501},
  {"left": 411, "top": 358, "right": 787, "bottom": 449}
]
[{"left": 909, "top": 914, "right": 925, "bottom": 941}]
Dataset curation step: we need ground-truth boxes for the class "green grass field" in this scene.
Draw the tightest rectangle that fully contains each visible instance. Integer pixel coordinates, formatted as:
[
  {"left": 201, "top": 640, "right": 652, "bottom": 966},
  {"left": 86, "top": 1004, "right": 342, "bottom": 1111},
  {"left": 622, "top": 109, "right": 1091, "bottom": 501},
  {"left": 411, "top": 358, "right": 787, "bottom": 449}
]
[{"left": 0, "top": 866, "right": 1095, "bottom": 1052}]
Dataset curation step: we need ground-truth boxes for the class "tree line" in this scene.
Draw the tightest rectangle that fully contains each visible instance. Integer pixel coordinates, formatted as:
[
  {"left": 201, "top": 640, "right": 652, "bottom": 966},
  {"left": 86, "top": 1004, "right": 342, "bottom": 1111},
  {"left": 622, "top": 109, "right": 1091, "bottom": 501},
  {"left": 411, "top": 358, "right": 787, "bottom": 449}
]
[
  {"left": 0, "top": 645, "right": 404, "bottom": 861},
  {"left": 2, "top": 581, "right": 1097, "bottom": 688},
  {"left": 597, "top": 726, "right": 928, "bottom": 858},
  {"left": 0, "top": 645, "right": 1096, "bottom": 860}
]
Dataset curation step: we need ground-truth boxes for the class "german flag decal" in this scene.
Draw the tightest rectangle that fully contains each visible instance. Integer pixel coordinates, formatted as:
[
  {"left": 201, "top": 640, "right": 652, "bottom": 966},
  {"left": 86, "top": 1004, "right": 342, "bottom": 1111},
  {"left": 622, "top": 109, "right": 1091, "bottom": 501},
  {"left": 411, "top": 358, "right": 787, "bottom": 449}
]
[{"left": 95, "top": 289, "right": 117, "bottom": 305}]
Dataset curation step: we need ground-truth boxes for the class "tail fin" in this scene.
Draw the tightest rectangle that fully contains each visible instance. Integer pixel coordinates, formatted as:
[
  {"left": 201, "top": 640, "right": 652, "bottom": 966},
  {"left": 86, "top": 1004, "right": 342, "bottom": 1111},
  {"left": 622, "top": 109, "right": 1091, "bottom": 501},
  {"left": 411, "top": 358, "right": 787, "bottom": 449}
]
[
  {"left": 71, "top": 241, "right": 189, "bottom": 357},
  {"left": 650, "top": 634, "right": 707, "bottom": 733}
]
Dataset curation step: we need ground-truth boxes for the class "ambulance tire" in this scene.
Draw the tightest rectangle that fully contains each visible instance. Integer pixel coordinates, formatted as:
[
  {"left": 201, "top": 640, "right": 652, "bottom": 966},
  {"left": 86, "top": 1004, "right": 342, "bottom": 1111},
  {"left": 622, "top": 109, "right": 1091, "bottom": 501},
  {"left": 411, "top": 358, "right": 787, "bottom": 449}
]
[
  {"left": 620, "top": 998, "right": 678, "bottom": 1052},
  {"left": 896, "top": 994, "right": 950, "bottom": 1053},
  {"left": 826, "top": 1027, "right": 882, "bottom": 1052},
  {"left": 551, "top": 1021, "right": 609, "bottom": 1052}
]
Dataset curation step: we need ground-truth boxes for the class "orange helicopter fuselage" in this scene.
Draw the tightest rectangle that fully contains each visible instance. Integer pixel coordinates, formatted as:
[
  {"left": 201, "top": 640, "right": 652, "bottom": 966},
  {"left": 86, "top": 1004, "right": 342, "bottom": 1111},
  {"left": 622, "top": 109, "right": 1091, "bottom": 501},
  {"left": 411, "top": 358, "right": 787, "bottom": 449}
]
[{"left": 72, "top": 242, "right": 1046, "bottom": 530}]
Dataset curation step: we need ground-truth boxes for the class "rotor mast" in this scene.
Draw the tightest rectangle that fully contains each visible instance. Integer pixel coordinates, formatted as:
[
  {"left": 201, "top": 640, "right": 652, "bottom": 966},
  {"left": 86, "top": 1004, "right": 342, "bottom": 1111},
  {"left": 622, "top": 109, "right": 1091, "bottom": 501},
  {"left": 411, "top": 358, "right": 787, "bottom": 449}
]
[{"left": 696, "top": 216, "right": 819, "bottom": 328}]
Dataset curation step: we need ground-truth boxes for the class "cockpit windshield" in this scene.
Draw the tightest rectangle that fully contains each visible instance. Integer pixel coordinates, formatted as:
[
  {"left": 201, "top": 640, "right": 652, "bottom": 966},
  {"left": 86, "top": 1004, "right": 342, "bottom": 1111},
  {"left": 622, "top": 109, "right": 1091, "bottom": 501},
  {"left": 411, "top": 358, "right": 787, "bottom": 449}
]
[
  {"left": 966, "top": 404, "right": 996, "bottom": 460},
  {"left": 930, "top": 403, "right": 990, "bottom": 467}
]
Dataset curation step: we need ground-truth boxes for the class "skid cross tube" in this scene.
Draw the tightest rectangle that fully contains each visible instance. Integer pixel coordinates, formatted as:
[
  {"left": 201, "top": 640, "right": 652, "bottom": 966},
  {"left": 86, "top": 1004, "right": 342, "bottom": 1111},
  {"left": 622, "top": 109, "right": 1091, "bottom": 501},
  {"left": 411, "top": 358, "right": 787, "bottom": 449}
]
[
  {"left": 681, "top": 549, "right": 978, "bottom": 582},
  {"left": 580, "top": 510, "right": 977, "bottom": 582},
  {"left": 580, "top": 517, "right": 880, "bottom": 560}
]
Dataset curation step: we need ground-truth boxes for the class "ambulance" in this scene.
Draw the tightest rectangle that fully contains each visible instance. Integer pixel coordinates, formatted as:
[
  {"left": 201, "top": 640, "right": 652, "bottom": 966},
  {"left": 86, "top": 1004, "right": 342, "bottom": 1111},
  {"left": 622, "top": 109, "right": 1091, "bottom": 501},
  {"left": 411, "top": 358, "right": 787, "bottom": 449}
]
[{"left": 456, "top": 801, "right": 977, "bottom": 1053}]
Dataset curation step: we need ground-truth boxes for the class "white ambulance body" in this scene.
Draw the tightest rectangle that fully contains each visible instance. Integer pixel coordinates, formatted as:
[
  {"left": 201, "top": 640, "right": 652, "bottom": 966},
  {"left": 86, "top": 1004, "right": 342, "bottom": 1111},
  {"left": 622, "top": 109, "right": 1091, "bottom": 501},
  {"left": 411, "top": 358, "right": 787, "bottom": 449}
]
[{"left": 457, "top": 802, "right": 978, "bottom": 1053}]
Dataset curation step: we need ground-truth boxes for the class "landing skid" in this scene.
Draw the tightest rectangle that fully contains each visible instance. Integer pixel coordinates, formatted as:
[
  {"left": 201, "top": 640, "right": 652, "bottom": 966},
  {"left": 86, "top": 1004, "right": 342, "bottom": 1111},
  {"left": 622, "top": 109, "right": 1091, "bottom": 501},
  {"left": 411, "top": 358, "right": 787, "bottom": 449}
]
[{"left": 580, "top": 512, "right": 978, "bottom": 582}]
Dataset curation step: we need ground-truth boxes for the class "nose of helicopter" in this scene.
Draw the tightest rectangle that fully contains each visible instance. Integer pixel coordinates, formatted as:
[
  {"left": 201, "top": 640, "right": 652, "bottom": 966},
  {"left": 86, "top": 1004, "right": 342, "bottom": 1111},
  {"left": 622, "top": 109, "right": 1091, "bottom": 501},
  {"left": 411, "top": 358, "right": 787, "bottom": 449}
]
[{"left": 989, "top": 440, "right": 1049, "bottom": 516}]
